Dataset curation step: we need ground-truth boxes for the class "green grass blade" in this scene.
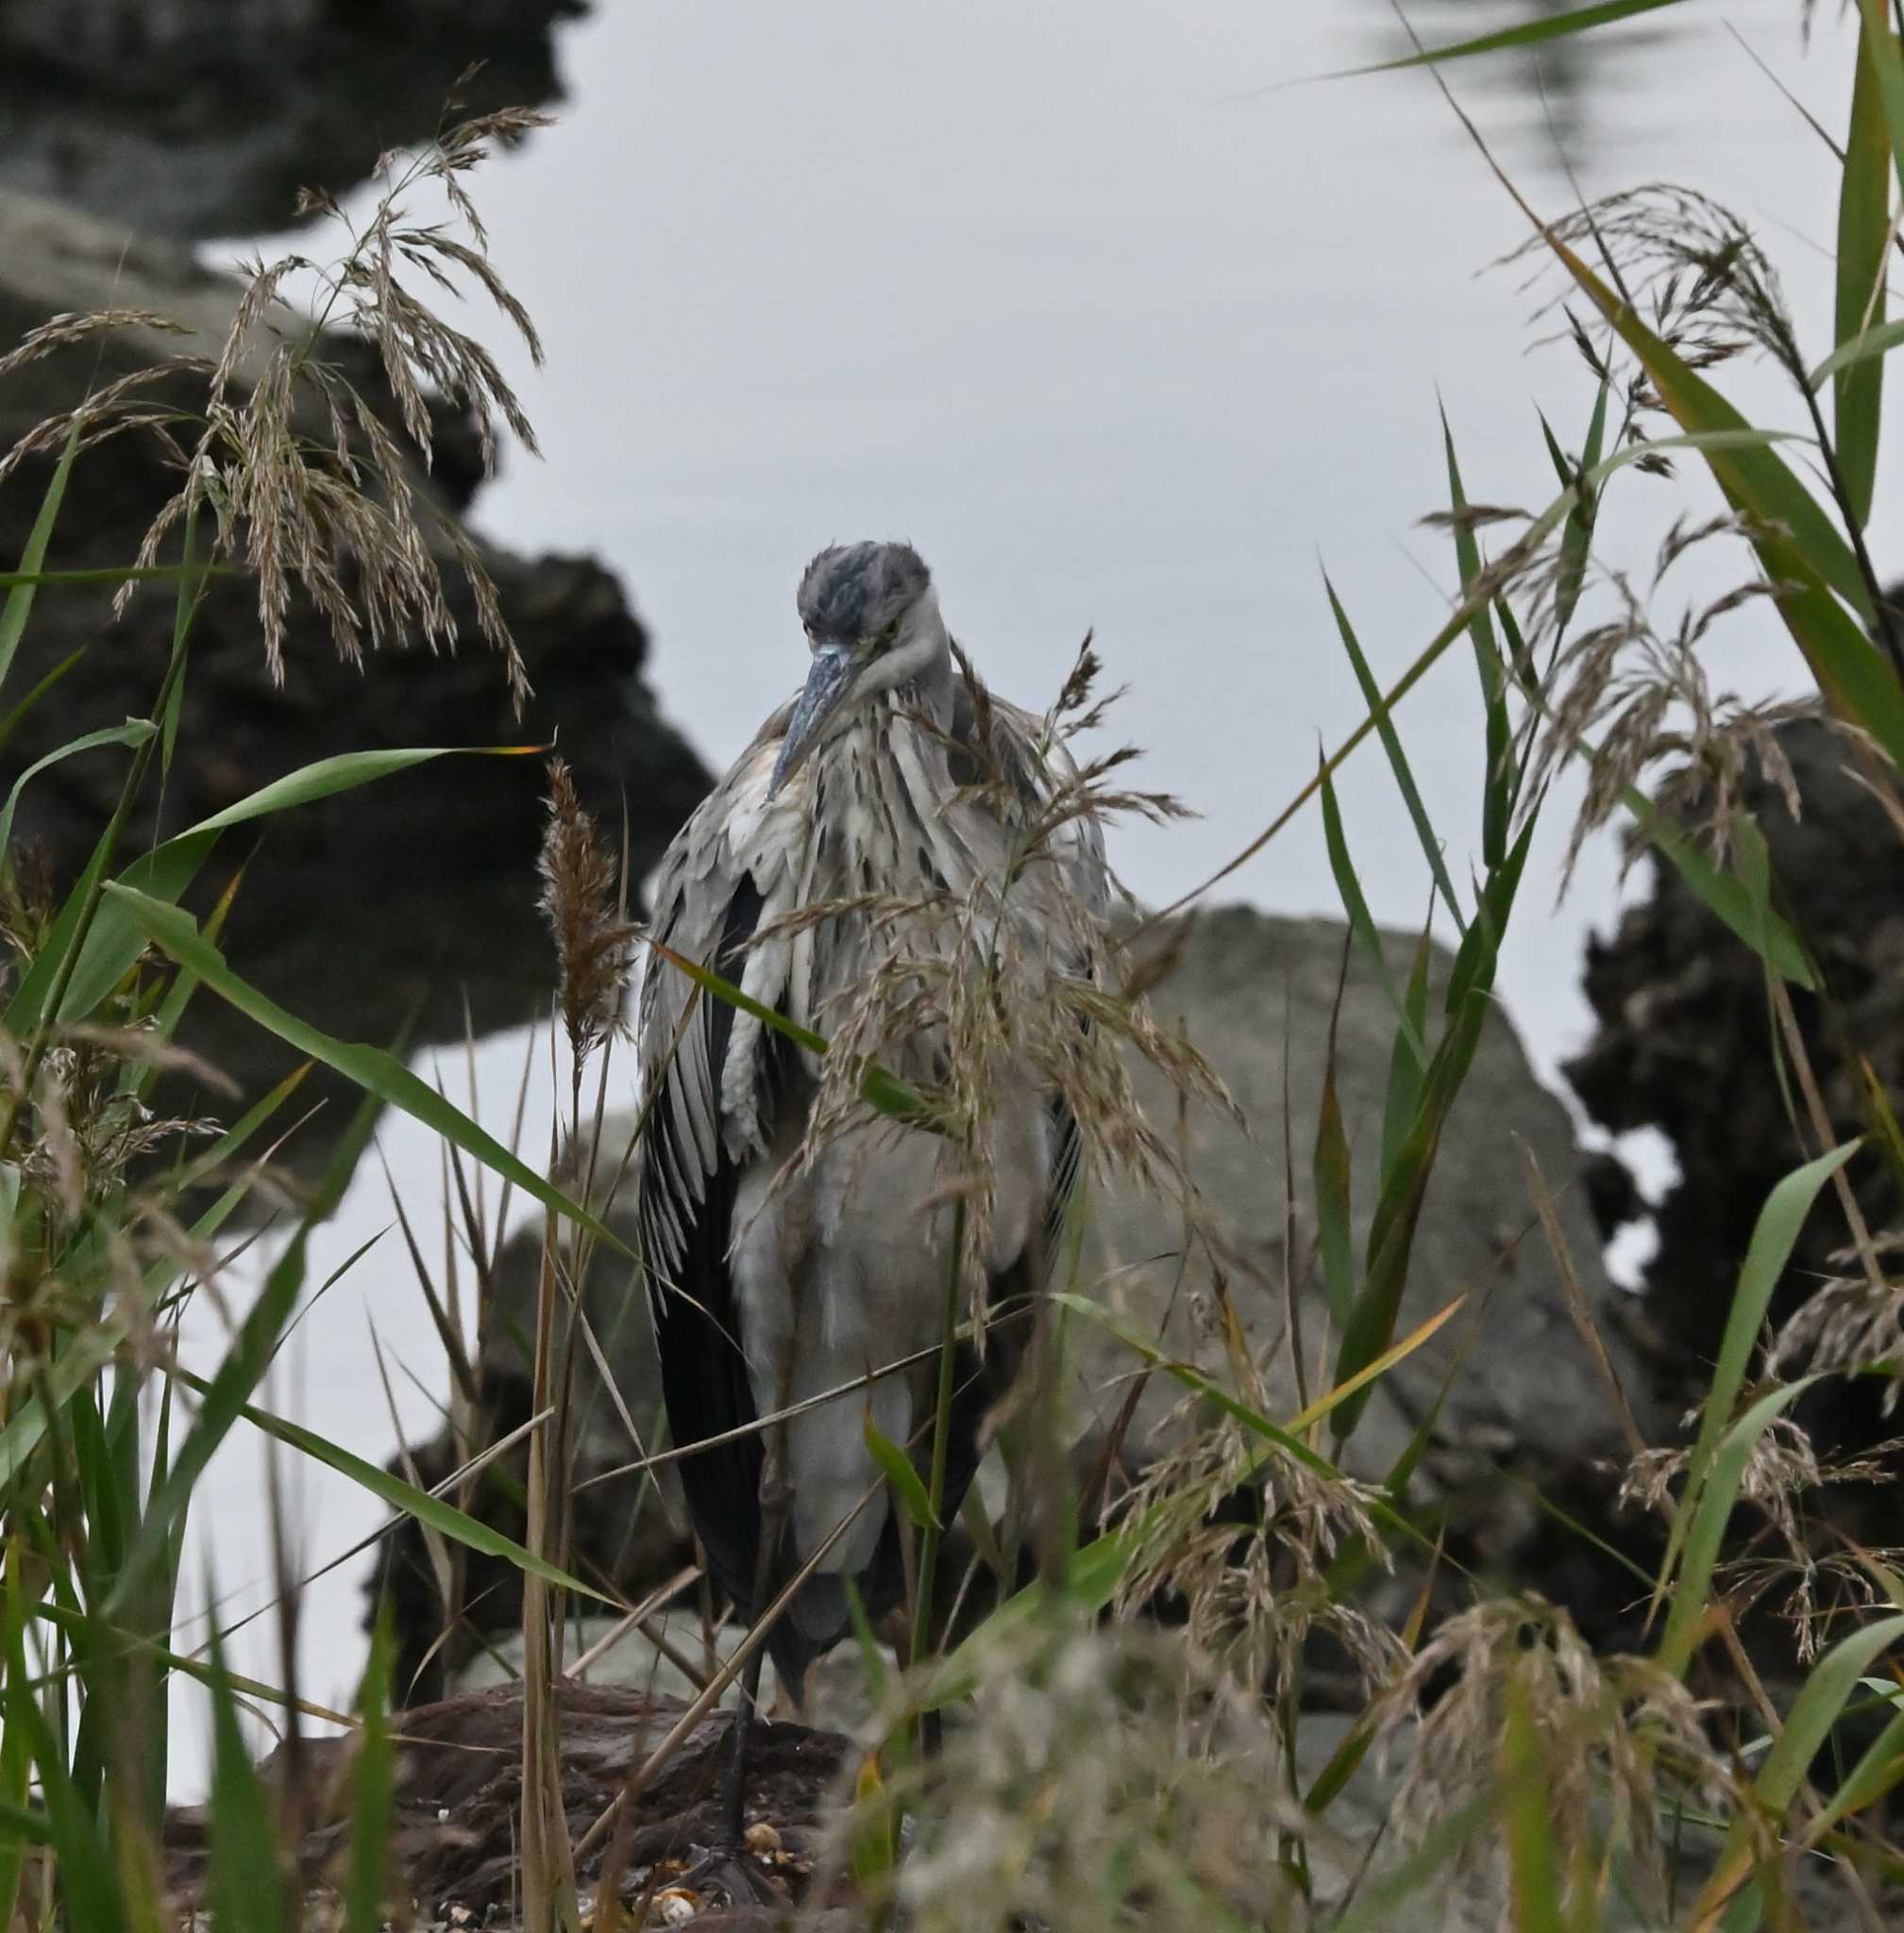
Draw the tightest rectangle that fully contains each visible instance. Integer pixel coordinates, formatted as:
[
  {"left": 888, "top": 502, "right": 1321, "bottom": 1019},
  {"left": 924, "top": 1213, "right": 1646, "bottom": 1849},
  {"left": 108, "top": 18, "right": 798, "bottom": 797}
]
[
  {"left": 7, "top": 1593, "right": 126, "bottom": 1929},
  {"left": 1676, "top": 1141, "right": 1857, "bottom": 1544},
  {"left": 1650, "top": 1142, "right": 1855, "bottom": 1631},
  {"left": 0, "top": 645, "right": 87, "bottom": 763},
  {"left": 206, "top": 1613, "right": 289, "bottom": 1933},
  {"left": 344, "top": 1619, "right": 396, "bottom": 1933},
  {"left": 1548, "top": 244, "right": 1870, "bottom": 622},
  {"left": 865, "top": 1412, "right": 939, "bottom": 1530},
  {"left": 104, "top": 883, "right": 632, "bottom": 1257},
  {"left": 0, "top": 1555, "right": 35, "bottom": 1926},
  {"left": 0, "top": 425, "right": 79, "bottom": 703},
  {"left": 1379, "top": 926, "right": 1433, "bottom": 1186},
  {"left": 1854, "top": 0, "right": 1904, "bottom": 198},
  {"left": 1542, "top": 378, "right": 1609, "bottom": 642},
  {"left": 1659, "top": 1379, "right": 1816, "bottom": 1679},
  {"left": 1334, "top": 0, "right": 1686, "bottom": 76},
  {"left": 1810, "top": 316, "right": 1904, "bottom": 390},
  {"left": 1319, "top": 761, "right": 1428, "bottom": 1068},
  {"left": 1537, "top": 224, "right": 1904, "bottom": 761},
  {"left": 1441, "top": 410, "right": 1511, "bottom": 871},
  {"left": 1624, "top": 786, "right": 1814, "bottom": 987},
  {"left": 177, "top": 1370, "right": 612, "bottom": 1604},
  {"left": 56, "top": 746, "right": 532, "bottom": 1027},
  {"left": 1500, "top": 1680, "right": 1566, "bottom": 1933},
  {"left": 0, "top": 719, "right": 156, "bottom": 859},
  {"left": 1835, "top": 16, "right": 1893, "bottom": 529},
  {"left": 1313, "top": 1050, "right": 1356, "bottom": 1330},
  {"left": 1701, "top": 1611, "right": 1904, "bottom": 1930},
  {"left": 1333, "top": 992, "right": 1491, "bottom": 1444},
  {"left": 1323, "top": 575, "right": 1467, "bottom": 933}
]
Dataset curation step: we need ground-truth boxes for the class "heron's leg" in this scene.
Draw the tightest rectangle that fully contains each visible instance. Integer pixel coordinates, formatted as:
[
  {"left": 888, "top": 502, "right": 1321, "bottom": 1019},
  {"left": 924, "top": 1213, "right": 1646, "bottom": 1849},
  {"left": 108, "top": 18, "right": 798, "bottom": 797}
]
[
  {"left": 720, "top": 1637, "right": 767, "bottom": 1845},
  {"left": 724, "top": 1356, "right": 797, "bottom": 1845}
]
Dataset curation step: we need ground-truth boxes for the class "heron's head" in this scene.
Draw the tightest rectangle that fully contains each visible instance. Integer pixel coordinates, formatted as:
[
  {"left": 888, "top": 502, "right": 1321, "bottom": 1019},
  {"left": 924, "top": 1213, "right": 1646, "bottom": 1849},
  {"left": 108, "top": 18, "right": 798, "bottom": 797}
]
[{"left": 769, "top": 541, "right": 948, "bottom": 796}]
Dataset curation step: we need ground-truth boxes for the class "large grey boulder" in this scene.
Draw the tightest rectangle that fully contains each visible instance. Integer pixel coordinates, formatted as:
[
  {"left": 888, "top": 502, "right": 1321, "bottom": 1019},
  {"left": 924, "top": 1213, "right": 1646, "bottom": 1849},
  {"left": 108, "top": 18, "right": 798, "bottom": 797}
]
[
  {"left": 0, "top": 186, "right": 711, "bottom": 1171},
  {"left": 0, "top": 0, "right": 581, "bottom": 238},
  {"left": 1083, "top": 909, "right": 1665, "bottom": 1568}
]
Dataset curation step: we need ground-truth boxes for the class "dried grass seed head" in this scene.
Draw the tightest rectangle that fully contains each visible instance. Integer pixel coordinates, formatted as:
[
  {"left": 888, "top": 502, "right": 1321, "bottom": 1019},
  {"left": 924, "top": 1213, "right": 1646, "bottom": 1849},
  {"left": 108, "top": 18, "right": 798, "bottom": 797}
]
[
  {"left": 1, "top": 101, "right": 549, "bottom": 706},
  {"left": 1112, "top": 1402, "right": 1405, "bottom": 1706},
  {"left": 537, "top": 757, "right": 639, "bottom": 1064},
  {"left": 1369, "top": 1595, "right": 1730, "bottom": 1917}
]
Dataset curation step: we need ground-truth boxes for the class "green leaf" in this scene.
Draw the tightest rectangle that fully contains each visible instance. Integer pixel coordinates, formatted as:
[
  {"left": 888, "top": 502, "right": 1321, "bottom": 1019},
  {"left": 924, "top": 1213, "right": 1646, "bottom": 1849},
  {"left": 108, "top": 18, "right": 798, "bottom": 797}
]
[
  {"left": 0, "top": 1558, "right": 36, "bottom": 1925},
  {"left": 1810, "top": 316, "right": 1904, "bottom": 391},
  {"left": 1312, "top": 1051, "right": 1356, "bottom": 1330},
  {"left": 1663, "top": 1140, "right": 1858, "bottom": 1609},
  {"left": 1854, "top": 0, "right": 1904, "bottom": 201},
  {"left": 55, "top": 746, "right": 530, "bottom": 1027},
  {"left": 207, "top": 1614, "right": 289, "bottom": 1933},
  {"left": 1835, "top": 15, "right": 1893, "bottom": 529},
  {"left": 1323, "top": 575, "right": 1467, "bottom": 933},
  {"left": 0, "top": 425, "right": 79, "bottom": 703},
  {"left": 1543, "top": 378, "right": 1609, "bottom": 642},
  {"left": 1707, "top": 1612, "right": 1904, "bottom": 1932},
  {"left": 1539, "top": 225, "right": 1904, "bottom": 762},
  {"left": 1660, "top": 1379, "right": 1817, "bottom": 1681},
  {"left": 103, "top": 883, "right": 631, "bottom": 1258},
  {"left": 200, "top": 1375, "right": 612, "bottom": 1604},
  {"left": 5, "top": 1590, "right": 126, "bottom": 1930},
  {"left": 1500, "top": 1679, "right": 1566, "bottom": 1933},
  {"left": 0, "top": 645, "right": 87, "bottom": 764},
  {"left": 1379, "top": 927, "right": 1433, "bottom": 1185},
  {"left": 344, "top": 1619, "right": 396, "bottom": 1933},
  {"left": 1318, "top": 759, "right": 1427, "bottom": 1068},
  {"left": 0, "top": 718, "right": 156, "bottom": 859},
  {"left": 1332, "top": 996, "right": 1488, "bottom": 1445},
  {"left": 1625, "top": 786, "right": 1814, "bottom": 987},
  {"left": 864, "top": 1411, "right": 938, "bottom": 1530},
  {"left": 1441, "top": 410, "right": 1511, "bottom": 871},
  {"left": 1335, "top": 0, "right": 1687, "bottom": 76}
]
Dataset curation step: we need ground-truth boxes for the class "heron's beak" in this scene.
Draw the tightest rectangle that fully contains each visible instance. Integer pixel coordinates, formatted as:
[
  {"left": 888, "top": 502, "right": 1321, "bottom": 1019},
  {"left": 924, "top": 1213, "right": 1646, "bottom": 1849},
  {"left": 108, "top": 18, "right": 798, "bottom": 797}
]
[{"left": 768, "top": 642, "right": 855, "bottom": 797}]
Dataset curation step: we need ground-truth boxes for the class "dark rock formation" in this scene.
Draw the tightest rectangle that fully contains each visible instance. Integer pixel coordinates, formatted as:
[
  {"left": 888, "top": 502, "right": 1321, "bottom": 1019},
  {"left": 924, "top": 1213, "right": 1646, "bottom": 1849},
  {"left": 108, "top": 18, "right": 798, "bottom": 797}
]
[
  {"left": 1567, "top": 716, "right": 1904, "bottom": 1429},
  {"left": 0, "top": 1, "right": 583, "bottom": 238},
  {"left": 0, "top": 187, "right": 712, "bottom": 1171}
]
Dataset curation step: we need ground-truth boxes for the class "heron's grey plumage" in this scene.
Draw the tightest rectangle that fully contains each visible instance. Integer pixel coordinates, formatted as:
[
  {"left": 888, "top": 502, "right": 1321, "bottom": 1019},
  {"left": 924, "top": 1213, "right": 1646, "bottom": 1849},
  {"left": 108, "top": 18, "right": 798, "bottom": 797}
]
[{"left": 636, "top": 542, "right": 1107, "bottom": 1689}]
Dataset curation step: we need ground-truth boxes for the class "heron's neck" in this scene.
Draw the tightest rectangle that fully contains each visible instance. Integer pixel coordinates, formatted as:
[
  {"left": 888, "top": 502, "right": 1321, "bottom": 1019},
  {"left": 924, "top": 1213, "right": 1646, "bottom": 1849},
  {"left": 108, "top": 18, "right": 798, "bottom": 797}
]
[{"left": 891, "top": 634, "right": 955, "bottom": 729}]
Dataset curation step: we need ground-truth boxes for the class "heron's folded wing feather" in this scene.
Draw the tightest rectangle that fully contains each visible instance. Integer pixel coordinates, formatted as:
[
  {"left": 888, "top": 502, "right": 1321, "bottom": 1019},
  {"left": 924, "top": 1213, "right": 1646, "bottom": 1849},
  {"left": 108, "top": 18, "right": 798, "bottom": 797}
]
[{"left": 636, "top": 746, "right": 794, "bottom": 1619}]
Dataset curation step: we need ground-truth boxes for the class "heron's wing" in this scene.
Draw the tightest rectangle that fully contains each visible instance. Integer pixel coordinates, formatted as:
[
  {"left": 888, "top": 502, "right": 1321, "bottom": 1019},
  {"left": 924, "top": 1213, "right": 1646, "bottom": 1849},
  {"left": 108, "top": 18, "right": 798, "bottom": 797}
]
[{"left": 635, "top": 739, "right": 797, "bottom": 1620}]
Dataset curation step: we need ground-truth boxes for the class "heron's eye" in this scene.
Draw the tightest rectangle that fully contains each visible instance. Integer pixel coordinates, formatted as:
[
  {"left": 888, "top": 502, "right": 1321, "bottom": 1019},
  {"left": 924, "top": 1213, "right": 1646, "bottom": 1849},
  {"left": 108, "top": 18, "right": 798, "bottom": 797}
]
[{"left": 873, "top": 620, "right": 901, "bottom": 653}]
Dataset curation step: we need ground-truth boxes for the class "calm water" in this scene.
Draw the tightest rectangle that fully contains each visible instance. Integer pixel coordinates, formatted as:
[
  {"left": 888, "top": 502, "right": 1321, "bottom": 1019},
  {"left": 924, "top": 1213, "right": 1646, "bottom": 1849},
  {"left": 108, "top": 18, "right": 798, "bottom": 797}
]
[{"left": 172, "top": 1, "right": 1873, "bottom": 1791}]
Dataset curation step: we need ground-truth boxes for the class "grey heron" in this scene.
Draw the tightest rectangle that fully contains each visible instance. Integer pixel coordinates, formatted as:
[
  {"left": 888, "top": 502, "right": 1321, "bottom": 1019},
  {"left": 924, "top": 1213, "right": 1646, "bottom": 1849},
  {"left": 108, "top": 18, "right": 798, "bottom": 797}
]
[{"left": 634, "top": 539, "right": 1106, "bottom": 1853}]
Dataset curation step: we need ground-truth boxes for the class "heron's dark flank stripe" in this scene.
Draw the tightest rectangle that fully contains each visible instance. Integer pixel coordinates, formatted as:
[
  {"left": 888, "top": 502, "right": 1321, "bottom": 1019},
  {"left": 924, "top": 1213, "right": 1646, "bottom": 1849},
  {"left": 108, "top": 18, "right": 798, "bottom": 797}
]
[{"left": 647, "top": 878, "right": 777, "bottom": 1630}]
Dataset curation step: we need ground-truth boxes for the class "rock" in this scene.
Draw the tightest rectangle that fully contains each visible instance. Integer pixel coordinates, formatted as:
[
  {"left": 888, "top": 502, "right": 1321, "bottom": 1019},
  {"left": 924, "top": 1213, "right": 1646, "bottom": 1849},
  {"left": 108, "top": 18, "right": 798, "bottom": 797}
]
[
  {"left": 1081, "top": 907, "right": 1666, "bottom": 1633},
  {"left": 0, "top": 186, "right": 711, "bottom": 1176},
  {"left": 1567, "top": 715, "right": 1904, "bottom": 1450},
  {"left": 0, "top": 1, "right": 582, "bottom": 238}
]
